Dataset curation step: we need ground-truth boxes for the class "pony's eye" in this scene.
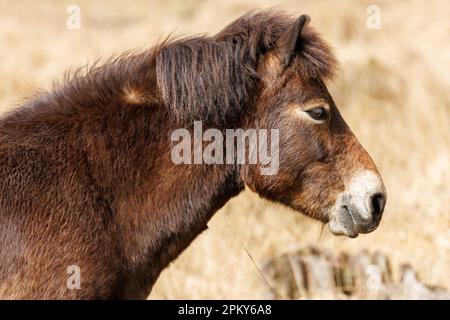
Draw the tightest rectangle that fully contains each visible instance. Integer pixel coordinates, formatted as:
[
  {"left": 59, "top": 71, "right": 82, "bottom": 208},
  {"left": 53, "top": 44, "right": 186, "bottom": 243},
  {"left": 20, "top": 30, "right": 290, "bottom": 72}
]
[{"left": 306, "top": 107, "right": 328, "bottom": 121}]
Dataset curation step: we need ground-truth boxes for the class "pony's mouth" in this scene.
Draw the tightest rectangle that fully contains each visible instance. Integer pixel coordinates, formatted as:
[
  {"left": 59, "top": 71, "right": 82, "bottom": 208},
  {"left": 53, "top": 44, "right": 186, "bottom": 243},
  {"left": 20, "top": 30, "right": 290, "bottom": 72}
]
[{"left": 327, "top": 204, "right": 381, "bottom": 238}]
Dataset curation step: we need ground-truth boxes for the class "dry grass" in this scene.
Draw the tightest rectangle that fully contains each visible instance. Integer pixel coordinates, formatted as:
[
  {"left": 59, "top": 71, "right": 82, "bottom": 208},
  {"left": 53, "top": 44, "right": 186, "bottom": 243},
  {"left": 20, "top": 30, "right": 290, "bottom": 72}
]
[{"left": 0, "top": 0, "right": 448, "bottom": 299}]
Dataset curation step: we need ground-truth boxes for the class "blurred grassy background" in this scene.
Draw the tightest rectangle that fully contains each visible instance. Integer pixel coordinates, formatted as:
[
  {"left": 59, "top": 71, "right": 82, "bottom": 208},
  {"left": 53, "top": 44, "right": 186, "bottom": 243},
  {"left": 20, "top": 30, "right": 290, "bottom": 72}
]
[{"left": 0, "top": 0, "right": 448, "bottom": 299}]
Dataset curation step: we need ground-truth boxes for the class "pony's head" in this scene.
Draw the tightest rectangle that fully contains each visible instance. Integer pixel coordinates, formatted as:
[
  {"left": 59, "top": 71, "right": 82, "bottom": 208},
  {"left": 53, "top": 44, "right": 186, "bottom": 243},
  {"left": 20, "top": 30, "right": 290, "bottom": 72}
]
[{"left": 241, "top": 14, "right": 386, "bottom": 237}]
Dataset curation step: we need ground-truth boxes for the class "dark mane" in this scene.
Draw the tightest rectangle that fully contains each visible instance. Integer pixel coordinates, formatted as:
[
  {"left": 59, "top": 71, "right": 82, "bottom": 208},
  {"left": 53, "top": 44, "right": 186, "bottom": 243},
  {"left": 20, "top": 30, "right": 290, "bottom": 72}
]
[
  {"left": 156, "top": 10, "right": 338, "bottom": 125},
  {"left": 4, "top": 10, "right": 337, "bottom": 129}
]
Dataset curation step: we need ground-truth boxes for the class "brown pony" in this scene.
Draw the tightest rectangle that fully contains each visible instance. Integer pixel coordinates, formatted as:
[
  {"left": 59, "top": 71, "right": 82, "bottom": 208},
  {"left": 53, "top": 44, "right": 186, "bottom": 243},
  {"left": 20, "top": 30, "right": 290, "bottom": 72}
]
[{"left": 0, "top": 11, "right": 386, "bottom": 299}]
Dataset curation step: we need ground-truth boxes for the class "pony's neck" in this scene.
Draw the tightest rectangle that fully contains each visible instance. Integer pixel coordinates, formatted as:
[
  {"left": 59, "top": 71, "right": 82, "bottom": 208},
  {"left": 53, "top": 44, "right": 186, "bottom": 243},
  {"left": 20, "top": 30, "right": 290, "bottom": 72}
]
[{"left": 50, "top": 50, "right": 247, "bottom": 297}]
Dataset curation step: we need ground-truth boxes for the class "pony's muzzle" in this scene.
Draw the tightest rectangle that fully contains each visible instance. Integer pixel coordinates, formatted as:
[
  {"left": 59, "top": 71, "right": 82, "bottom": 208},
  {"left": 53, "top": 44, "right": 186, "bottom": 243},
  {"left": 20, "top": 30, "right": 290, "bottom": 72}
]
[{"left": 329, "top": 170, "right": 386, "bottom": 238}]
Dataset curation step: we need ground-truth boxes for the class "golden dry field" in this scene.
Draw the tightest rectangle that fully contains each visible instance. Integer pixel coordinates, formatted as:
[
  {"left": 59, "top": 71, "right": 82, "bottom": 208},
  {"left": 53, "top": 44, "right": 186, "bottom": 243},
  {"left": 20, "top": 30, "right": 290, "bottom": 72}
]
[{"left": 0, "top": 0, "right": 448, "bottom": 299}]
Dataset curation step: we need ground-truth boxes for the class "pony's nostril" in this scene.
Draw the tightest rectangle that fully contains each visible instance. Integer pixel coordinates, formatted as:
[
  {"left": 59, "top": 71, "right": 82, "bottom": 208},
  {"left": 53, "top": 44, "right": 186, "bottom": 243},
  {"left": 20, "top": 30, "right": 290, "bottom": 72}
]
[{"left": 370, "top": 193, "right": 386, "bottom": 218}]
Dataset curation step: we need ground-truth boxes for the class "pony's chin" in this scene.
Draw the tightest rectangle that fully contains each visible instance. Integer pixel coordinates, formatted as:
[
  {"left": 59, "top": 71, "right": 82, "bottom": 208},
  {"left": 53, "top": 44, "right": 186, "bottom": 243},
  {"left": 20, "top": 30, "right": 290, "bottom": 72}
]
[{"left": 327, "top": 206, "right": 359, "bottom": 238}]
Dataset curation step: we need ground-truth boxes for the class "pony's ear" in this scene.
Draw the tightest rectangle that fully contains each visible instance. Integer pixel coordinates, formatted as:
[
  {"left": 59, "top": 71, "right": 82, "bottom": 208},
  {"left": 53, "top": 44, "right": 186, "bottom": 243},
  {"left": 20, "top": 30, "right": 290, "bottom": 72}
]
[{"left": 274, "top": 15, "right": 310, "bottom": 69}]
